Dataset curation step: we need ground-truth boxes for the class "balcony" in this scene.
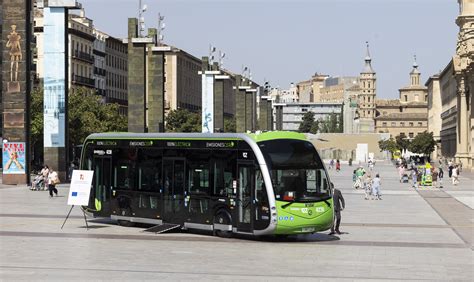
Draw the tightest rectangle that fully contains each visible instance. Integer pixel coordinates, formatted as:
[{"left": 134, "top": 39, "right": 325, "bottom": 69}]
[
  {"left": 72, "top": 74, "right": 95, "bottom": 88},
  {"left": 72, "top": 50, "right": 94, "bottom": 64},
  {"left": 94, "top": 67, "right": 106, "bottom": 76}
]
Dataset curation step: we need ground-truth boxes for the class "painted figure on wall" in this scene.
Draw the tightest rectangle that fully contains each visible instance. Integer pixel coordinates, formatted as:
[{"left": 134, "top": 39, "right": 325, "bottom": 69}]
[{"left": 6, "top": 24, "right": 22, "bottom": 82}]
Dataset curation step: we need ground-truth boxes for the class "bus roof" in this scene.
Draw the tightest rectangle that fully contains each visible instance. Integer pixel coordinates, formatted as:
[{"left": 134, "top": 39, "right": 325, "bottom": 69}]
[{"left": 84, "top": 131, "right": 307, "bottom": 143}]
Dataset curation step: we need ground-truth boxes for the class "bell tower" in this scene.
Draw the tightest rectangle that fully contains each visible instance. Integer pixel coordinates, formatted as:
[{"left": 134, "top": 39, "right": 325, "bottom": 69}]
[{"left": 358, "top": 42, "right": 376, "bottom": 133}]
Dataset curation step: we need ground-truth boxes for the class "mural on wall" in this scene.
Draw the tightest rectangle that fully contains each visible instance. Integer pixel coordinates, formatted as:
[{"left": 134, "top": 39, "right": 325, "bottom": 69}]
[{"left": 6, "top": 24, "right": 22, "bottom": 93}]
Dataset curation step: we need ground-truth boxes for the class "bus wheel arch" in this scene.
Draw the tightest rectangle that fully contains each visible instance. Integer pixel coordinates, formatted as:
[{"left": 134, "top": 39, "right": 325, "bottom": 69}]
[{"left": 213, "top": 208, "right": 233, "bottom": 238}]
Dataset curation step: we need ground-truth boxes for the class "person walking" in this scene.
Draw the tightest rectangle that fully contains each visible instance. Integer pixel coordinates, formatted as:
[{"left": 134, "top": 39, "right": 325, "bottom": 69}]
[
  {"left": 336, "top": 159, "right": 341, "bottom": 172},
  {"left": 448, "top": 160, "right": 453, "bottom": 178},
  {"left": 47, "top": 168, "right": 60, "bottom": 197},
  {"left": 398, "top": 165, "right": 405, "bottom": 183},
  {"left": 412, "top": 167, "right": 418, "bottom": 189},
  {"left": 364, "top": 174, "right": 372, "bottom": 200},
  {"left": 452, "top": 165, "right": 459, "bottom": 186},
  {"left": 372, "top": 174, "right": 382, "bottom": 200},
  {"left": 438, "top": 167, "right": 444, "bottom": 188},
  {"left": 329, "top": 159, "right": 334, "bottom": 170},
  {"left": 329, "top": 188, "right": 345, "bottom": 235}
]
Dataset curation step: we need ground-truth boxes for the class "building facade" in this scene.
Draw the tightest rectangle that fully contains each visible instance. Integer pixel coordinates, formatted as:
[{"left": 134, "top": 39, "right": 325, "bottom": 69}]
[
  {"left": 426, "top": 74, "right": 442, "bottom": 159},
  {"left": 453, "top": 0, "right": 474, "bottom": 170},
  {"left": 105, "top": 35, "right": 128, "bottom": 115},
  {"left": 374, "top": 61, "right": 428, "bottom": 139},
  {"left": 93, "top": 28, "right": 106, "bottom": 98},
  {"left": 273, "top": 102, "right": 343, "bottom": 131}
]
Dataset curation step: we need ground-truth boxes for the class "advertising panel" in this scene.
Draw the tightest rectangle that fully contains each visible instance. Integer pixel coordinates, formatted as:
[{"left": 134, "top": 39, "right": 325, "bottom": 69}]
[
  {"left": 43, "top": 7, "right": 66, "bottom": 147},
  {"left": 2, "top": 142, "right": 26, "bottom": 174},
  {"left": 202, "top": 74, "right": 214, "bottom": 133}
]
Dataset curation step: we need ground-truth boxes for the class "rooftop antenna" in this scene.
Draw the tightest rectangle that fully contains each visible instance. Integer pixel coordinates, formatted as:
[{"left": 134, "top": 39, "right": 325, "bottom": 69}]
[
  {"left": 157, "top": 13, "right": 165, "bottom": 45},
  {"left": 218, "top": 50, "right": 226, "bottom": 68},
  {"left": 209, "top": 44, "right": 216, "bottom": 64},
  {"left": 138, "top": 0, "right": 147, "bottom": 37}
]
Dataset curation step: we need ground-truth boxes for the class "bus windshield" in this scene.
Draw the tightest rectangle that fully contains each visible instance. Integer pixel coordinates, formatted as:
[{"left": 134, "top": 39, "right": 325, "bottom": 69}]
[{"left": 258, "top": 139, "right": 331, "bottom": 202}]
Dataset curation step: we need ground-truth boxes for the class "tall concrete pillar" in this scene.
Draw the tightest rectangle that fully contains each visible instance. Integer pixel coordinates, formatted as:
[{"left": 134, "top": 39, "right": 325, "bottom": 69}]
[
  {"left": 258, "top": 96, "right": 268, "bottom": 131},
  {"left": 267, "top": 100, "right": 273, "bottom": 131},
  {"left": 455, "top": 75, "right": 469, "bottom": 166},
  {"left": 235, "top": 76, "right": 248, "bottom": 133},
  {"left": 1, "top": 0, "right": 32, "bottom": 184},
  {"left": 214, "top": 77, "right": 225, "bottom": 132},
  {"left": 275, "top": 105, "right": 284, "bottom": 130},
  {"left": 245, "top": 90, "right": 254, "bottom": 132},
  {"left": 147, "top": 28, "right": 165, "bottom": 132},
  {"left": 127, "top": 18, "right": 151, "bottom": 132}
]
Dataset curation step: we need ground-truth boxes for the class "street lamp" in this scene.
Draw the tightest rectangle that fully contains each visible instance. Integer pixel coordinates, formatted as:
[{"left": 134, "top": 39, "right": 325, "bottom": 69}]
[
  {"left": 138, "top": 0, "right": 147, "bottom": 37},
  {"left": 157, "top": 13, "right": 165, "bottom": 46}
]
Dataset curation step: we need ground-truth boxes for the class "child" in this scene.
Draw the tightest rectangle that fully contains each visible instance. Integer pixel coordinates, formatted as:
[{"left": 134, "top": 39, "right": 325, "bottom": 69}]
[{"left": 372, "top": 174, "right": 382, "bottom": 200}]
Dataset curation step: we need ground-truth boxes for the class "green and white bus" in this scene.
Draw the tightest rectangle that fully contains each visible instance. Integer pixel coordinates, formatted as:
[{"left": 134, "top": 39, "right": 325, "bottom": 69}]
[{"left": 80, "top": 131, "right": 334, "bottom": 236}]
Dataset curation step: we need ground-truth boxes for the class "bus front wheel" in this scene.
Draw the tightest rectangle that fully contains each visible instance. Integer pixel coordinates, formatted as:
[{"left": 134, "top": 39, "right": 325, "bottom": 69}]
[{"left": 214, "top": 210, "right": 233, "bottom": 238}]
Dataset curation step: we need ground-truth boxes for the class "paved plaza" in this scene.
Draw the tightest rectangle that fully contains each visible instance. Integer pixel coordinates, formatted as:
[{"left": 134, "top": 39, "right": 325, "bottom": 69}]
[{"left": 0, "top": 161, "right": 473, "bottom": 280}]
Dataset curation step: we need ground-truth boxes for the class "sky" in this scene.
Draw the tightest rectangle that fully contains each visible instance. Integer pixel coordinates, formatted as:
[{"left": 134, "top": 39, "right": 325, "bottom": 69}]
[{"left": 79, "top": 0, "right": 459, "bottom": 99}]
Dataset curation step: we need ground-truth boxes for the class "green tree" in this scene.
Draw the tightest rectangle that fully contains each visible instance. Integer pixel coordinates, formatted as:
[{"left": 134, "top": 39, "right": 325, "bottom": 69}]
[
  {"left": 224, "top": 117, "right": 236, "bottom": 132},
  {"left": 409, "top": 131, "right": 436, "bottom": 156},
  {"left": 337, "top": 112, "right": 344, "bottom": 133},
  {"left": 378, "top": 138, "right": 398, "bottom": 154},
  {"left": 30, "top": 86, "right": 44, "bottom": 167},
  {"left": 395, "top": 134, "right": 411, "bottom": 152},
  {"left": 68, "top": 87, "right": 127, "bottom": 148},
  {"left": 310, "top": 119, "right": 320, "bottom": 134},
  {"left": 329, "top": 112, "right": 338, "bottom": 133},
  {"left": 165, "top": 108, "right": 201, "bottom": 132},
  {"left": 319, "top": 116, "right": 330, "bottom": 133},
  {"left": 298, "top": 112, "right": 315, "bottom": 133}
]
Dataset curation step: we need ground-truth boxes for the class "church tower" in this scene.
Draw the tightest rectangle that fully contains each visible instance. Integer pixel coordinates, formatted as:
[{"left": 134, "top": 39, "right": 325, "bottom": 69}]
[{"left": 358, "top": 42, "right": 376, "bottom": 133}]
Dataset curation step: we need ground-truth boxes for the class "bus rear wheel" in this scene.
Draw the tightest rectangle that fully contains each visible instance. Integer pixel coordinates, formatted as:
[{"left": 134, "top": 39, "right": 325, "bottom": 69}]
[{"left": 213, "top": 210, "right": 233, "bottom": 238}]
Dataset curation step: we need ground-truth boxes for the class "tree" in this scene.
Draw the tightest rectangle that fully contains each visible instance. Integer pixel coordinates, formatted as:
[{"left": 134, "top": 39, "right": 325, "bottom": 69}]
[
  {"left": 337, "top": 112, "right": 344, "bottom": 133},
  {"left": 310, "top": 119, "right": 320, "bottom": 134},
  {"left": 395, "top": 134, "right": 411, "bottom": 152},
  {"left": 409, "top": 131, "right": 436, "bottom": 156},
  {"left": 30, "top": 86, "right": 44, "bottom": 167},
  {"left": 165, "top": 108, "right": 201, "bottom": 132},
  {"left": 68, "top": 87, "right": 127, "bottom": 149},
  {"left": 298, "top": 112, "right": 315, "bottom": 133},
  {"left": 329, "top": 112, "right": 338, "bottom": 133},
  {"left": 378, "top": 138, "right": 398, "bottom": 154}
]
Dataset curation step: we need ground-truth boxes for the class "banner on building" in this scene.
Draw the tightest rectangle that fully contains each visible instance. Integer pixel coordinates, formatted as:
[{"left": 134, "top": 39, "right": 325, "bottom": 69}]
[
  {"left": 2, "top": 142, "right": 26, "bottom": 174},
  {"left": 202, "top": 73, "right": 214, "bottom": 133},
  {"left": 43, "top": 7, "right": 66, "bottom": 147}
]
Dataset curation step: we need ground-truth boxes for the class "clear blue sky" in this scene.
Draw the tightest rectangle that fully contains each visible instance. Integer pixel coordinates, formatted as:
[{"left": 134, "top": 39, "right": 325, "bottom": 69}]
[{"left": 80, "top": 0, "right": 459, "bottom": 99}]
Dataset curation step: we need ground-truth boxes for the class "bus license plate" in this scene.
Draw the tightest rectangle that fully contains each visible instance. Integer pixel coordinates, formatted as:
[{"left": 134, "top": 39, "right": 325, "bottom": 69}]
[{"left": 302, "top": 227, "right": 315, "bottom": 232}]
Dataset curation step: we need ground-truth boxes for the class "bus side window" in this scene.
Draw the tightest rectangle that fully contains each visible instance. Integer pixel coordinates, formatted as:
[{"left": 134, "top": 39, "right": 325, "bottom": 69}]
[{"left": 212, "top": 151, "right": 236, "bottom": 197}]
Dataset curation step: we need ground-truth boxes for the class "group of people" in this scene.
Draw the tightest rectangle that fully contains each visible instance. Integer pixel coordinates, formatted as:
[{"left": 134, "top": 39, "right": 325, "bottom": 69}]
[
  {"left": 328, "top": 159, "right": 341, "bottom": 171},
  {"left": 30, "top": 165, "right": 61, "bottom": 197},
  {"left": 352, "top": 166, "right": 382, "bottom": 200},
  {"left": 396, "top": 157, "right": 462, "bottom": 188}
]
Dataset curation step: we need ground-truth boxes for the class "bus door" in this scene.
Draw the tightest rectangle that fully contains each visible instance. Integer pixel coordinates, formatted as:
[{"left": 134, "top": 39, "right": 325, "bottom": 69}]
[
  {"left": 236, "top": 161, "right": 255, "bottom": 232},
  {"left": 162, "top": 158, "right": 186, "bottom": 222},
  {"left": 92, "top": 156, "right": 112, "bottom": 216}
]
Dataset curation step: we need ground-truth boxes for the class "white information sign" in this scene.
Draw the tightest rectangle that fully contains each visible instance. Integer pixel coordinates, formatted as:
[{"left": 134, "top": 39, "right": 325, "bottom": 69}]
[{"left": 67, "top": 170, "right": 94, "bottom": 206}]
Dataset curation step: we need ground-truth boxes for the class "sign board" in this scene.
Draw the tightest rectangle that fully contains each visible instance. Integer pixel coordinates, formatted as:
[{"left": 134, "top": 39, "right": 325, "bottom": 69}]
[
  {"left": 2, "top": 142, "right": 26, "bottom": 174},
  {"left": 356, "top": 143, "right": 369, "bottom": 163},
  {"left": 67, "top": 170, "right": 94, "bottom": 206}
]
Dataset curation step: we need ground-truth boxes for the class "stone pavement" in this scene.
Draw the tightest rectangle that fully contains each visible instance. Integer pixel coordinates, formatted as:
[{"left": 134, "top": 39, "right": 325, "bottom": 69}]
[{"left": 0, "top": 161, "right": 473, "bottom": 280}]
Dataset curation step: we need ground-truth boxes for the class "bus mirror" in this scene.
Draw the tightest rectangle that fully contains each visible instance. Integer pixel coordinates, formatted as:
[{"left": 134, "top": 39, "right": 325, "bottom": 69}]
[{"left": 330, "top": 182, "right": 335, "bottom": 189}]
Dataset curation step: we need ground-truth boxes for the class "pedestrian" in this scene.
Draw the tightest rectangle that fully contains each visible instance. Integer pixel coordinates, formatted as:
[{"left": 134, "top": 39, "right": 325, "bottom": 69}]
[
  {"left": 438, "top": 167, "right": 444, "bottom": 188},
  {"left": 452, "top": 165, "right": 459, "bottom": 185},
  {"left": 432, "top": 167, "right": 438, "bottom": 188},
  {"left": 364, "top": 173, "right": 372, "bottom": 200},
  {"left": 348, "top": 158, "right": 353, "bottom": 166},
  {"left": 329, "top": 159, "right": 334, "bottom": 170},
  {"left": 448, "top": 160, "right": 453, "bottom": 178},
  {"left": 372, "top": 173, "right": 382, "bottom": 200},
  {"left": 48, "top": 168, "right": 60, "bottom": 197},
  {"left": 336, "top": 159, "right": 341, "bottom": 172},
  {"left": 368, "top": 159, "right": 374, "bottom": 171},
  {"left": 329, "top": 188, "right": 345, "bottom": 235},
  {"left": 40, "top": 165, "right": 49, "bottom": 190},
  {"left": 398, "top": 165, "right": 405, "bottom": 183},
  {"left": 412, "top": 168, "right": 418, "bottom": 189}
]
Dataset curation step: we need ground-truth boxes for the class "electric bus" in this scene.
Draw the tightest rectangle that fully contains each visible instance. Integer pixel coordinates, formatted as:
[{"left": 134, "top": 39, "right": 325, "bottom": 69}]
[{"left": 79, "top": 131, "right": 334, "bottom": 236}]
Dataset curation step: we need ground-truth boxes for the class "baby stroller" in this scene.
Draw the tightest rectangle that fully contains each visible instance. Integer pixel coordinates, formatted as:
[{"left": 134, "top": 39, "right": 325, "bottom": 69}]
[
  {"left": 31, "top": 174, "right": 44, "bottom": 191},
  {"left": 402, "top": 173, "right": 409, "bottom": 183}
]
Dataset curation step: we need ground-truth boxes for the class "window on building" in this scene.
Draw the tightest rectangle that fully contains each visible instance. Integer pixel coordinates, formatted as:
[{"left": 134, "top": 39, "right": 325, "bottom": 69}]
[
  {"left": 409, "top": 122, "right": 414, "bottom": 127},
  {"left": 409, "top": 132, "right": 414, "bottom": 138},
  {"left": 382, "top": 122, "right": 387, "bottom": 127},
  {"left": 400, "top": 122, "right": 405, "bottom": 127},
  {"left": 418, "top": 122, "right": 422, "bottom": 127},
  {"left": 391, "top": 122, "right": 396, "bottom": 127},
  {"left": 404, "top": 95, "right": 408, "bottom": 102}
]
